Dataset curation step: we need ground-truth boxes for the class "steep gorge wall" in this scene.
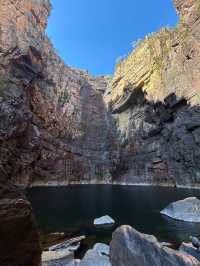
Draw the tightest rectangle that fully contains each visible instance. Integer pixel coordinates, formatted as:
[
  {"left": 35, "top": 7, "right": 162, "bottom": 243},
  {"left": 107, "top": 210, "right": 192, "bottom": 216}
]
[
  {"left": 0, "top": 0, "right": 118, "bottom": 187},
  {"left": 0, "top": 0, "right": 200, "bottom": 190},
  {"left": 1, "top": 1, "right": 200, "bottom": 264},
  {"left": 106, "top": 0, "right": 200, "bottom": 187}
]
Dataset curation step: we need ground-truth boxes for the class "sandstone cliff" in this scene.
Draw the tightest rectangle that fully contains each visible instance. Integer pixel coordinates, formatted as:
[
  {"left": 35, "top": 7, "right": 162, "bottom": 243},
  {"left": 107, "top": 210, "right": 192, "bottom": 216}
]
[
  {"left": 106, "top": 0, "right": 200, "bottom": 187},
  {"left": 0, "top": 0, "right": 200, "bottom": 189},
  {"left": 0, "top": 0, "right": 118, "bottom": 187},
  {"left": 106, "top": 0, "right": 200, "bottom": 105},
  {"left": 0, "top": 0, "right": 200, "bottom": 264}
]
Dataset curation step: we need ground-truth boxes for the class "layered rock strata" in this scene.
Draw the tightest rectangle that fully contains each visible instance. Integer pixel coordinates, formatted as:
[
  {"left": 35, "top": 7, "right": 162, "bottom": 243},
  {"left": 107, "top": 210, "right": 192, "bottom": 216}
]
[
  {"left": 0, "top": 0, "right": 118, "bottom": 187},
  {"left": 105, "top": 0, "right": 200, "bottom": 187},
  {"left": 1, "top": 0, "right": 200, "bottom": 188}
]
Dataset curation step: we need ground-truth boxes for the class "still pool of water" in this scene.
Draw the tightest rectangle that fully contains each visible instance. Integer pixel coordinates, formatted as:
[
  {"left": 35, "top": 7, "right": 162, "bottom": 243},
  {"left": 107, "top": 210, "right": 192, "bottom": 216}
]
[{"left": 26, "top": 185, "right": 200, "bottom": 250}]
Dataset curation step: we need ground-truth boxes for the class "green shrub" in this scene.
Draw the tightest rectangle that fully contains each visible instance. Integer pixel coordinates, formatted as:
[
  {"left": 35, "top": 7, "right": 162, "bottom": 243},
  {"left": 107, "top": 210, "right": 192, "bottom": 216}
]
[{"left": 58, "top": 89, "right": 70, "bottom": 105}]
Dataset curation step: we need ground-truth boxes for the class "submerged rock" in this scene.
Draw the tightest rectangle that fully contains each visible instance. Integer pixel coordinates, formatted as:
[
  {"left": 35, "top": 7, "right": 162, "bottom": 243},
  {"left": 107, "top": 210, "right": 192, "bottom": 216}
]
[
  {"left": 110, "top": 225, "right": 200, "bottom": 266},
  {"left": 160, "top": 197, "right": 200, "bottom": 222},
  {"left": 94, "top": 215, "right": 115, "bottom": 226}
]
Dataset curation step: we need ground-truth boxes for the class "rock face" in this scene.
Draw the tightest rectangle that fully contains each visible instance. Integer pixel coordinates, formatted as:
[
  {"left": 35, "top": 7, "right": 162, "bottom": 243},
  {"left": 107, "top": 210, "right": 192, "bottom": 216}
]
[
  {"left": 161, "top": 197, "right": 200, "bottom": 222},
  {"left": 105, "top": 0, "right": 200, "bottom": 187},
  {"left": 1, "top": 0, "right": 200, "bottom": 265},
  {"left": 0, "top": 183, "right": 41, "bottom": 266},
  {"left": 110, "top": 225, "right": 200, "bottom": 266},
  {"left": 0, "top": 0, "right": 118, "bottom": 186},
  {"left": 106, "top": 0, "right": 200, "bottom": 105},
  {"left": 1, "top": 1, "right": 200, "bottom": 189}
]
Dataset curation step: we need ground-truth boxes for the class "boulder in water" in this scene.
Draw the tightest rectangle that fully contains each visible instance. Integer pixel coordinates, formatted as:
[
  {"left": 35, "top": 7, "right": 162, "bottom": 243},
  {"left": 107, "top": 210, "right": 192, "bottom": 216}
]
[
  {"left": 160, "top": 197, "right": 200, "bottom": 222},
  {"left": 94, "top": 215, "right": 115, "bottom": 226}
]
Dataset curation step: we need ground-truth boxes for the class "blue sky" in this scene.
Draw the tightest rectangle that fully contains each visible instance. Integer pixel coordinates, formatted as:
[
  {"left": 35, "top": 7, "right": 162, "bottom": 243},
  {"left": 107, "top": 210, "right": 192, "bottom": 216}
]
[{"left": 47, "top": 0, "right": 179, "bottom": 76}]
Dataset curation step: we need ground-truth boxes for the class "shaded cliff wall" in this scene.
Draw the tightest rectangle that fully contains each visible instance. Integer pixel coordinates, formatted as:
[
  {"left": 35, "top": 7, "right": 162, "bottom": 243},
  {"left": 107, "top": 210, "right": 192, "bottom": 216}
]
[
  {"left": 106, "top": 0, "right": 200, "bottom": 187},
  {"left": 0, "top": 0, "right": 118, "bottom": 186}
]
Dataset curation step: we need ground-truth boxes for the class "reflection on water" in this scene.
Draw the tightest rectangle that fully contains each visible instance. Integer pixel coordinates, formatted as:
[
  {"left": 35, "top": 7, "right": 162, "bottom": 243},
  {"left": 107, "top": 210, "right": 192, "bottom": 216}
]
[{"left": 26, "top": 185, "right": 200, "bottom": 247}]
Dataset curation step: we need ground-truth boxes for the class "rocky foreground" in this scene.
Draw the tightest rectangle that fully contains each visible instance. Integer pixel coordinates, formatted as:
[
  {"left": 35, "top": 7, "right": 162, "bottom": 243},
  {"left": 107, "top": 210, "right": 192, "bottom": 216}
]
[{"left": 41, "top": 225, "right": 200, "bottom": 266}]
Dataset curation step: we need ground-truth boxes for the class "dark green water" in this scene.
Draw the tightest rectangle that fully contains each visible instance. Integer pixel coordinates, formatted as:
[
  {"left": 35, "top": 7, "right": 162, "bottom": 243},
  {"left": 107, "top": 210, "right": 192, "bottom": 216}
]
[{"left": 26, "top": 185, "right": 200, "bottom": 249}]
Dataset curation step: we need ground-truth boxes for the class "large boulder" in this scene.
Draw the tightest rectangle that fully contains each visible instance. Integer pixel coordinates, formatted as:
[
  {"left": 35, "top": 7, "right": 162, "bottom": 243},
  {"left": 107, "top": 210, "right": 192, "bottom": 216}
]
[
  {"left": 110, "top": 225, "right": 200, "bottom": 266},
  {"left": 160, "top": 197, "right": 200, "bottom": 222},
  {"left": 0, "top": 183, "right": 41, "bottom": 266}
]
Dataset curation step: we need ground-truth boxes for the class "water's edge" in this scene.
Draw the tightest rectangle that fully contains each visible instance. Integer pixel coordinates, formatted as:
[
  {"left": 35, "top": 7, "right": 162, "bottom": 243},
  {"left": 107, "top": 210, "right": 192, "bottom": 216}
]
[{"left": 20, "top": 181, "right": 200, "bottom": 190}]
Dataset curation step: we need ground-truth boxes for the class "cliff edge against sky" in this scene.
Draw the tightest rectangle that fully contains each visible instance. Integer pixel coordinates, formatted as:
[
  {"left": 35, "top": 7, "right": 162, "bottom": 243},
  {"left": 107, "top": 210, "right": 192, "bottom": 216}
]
[{"left": 105, "top": 0, "right": 200, "bottom": 187}]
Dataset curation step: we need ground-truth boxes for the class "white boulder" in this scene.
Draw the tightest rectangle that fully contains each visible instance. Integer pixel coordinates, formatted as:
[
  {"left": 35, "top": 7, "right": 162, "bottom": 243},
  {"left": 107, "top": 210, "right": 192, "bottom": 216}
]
[
  {"left": 160, "top": 197, "right": 200, "bottom": 222},
  {"left": 94, "top": 215, "right": 115, "bottom": 226}
]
